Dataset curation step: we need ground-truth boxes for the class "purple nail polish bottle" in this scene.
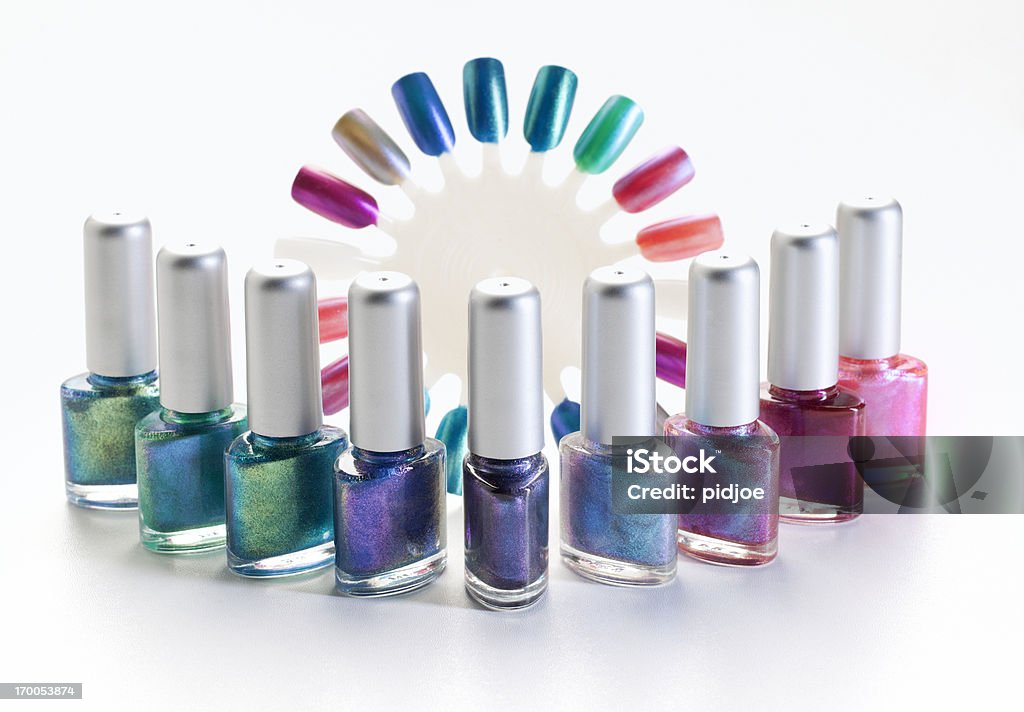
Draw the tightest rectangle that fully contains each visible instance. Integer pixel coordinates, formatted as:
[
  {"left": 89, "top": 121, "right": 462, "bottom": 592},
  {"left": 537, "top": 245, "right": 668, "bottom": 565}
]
[
  {"left": 333, "top": 272, "right": 447, "bottom": 596},
  {"left": 463, "top": 278, "right": 549, "bottom": 610},
  {"left": 664, "top": 252, "right": 781, "bottom": 566},
  {"left": 759, "top": 225, "right": 865, "bottom": 523},
  {"left": 560, "top": 266, "right": 677, "bottom": 586}
]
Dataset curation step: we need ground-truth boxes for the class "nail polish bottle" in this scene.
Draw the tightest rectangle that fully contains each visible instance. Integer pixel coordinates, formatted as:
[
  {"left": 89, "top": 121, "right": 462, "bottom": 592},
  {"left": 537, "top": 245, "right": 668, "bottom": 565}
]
[
  {"left": 334, "top": 272, "right": 447, "bottom": 596},
  {"left": 61, "top": 213, "right": 160, "bottom": 510},
  {"left": 464, "top": 278, "right": 549, "bottom": 609},
  {"left": 759, "top": 226, "right": 865, "bottom": 524},
  {"left": 225, "top": 260, "right": 347, "bottom": 577},
  {"left": 665, "top": 252, "right": 780, "bottom": 566},
  {"left": 135, "top": 245, "right": 247, "bottom": 553},
  {"left": 560, "top": 267, "right": 677, "bottom": 586},
  {"left": 836, "top": 197, "right": 928, "bottom": 436}
]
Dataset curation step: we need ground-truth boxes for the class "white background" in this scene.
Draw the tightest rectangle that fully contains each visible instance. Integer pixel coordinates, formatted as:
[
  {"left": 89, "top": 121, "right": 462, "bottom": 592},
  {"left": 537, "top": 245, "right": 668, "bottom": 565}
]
[{"left": 1, "top": 1, "right": 1022, "bottom": 709}]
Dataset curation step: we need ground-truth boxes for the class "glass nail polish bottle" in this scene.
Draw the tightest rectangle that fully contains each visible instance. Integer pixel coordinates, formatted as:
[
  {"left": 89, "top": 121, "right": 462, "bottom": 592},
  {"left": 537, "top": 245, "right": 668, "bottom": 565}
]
[
  {"left": 334, "top": 272, "right": 447, "bottom": 596},
  {"left": 464, "top": 278, "right": 550, "bottom": 609},
  {"left": 665, "top": 252, "right": 780, "bottom": 566},
  {"left": 759, "top": 226, "right": 865, "bottom": 524},
  {"left": 135, "top": 245, "right": 247, "bottom": 552},
  {"left": 560, "top": 267, "right": 677, "bottom": 586},
  {"left": 836, "top": 197, "right": 928, "bottom": 437},
  {"left": 225, "top": 260, "right": 347, "bottom": 577},
  {"left": 61, "top": 212, "right": 160, "bottom": 509}
]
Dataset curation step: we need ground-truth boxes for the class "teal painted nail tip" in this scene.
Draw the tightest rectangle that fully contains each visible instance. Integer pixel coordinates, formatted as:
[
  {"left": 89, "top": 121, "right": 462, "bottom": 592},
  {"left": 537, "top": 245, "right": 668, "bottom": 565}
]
[
  {"left": 523, "top": 65, "right": 578, "bottom": 152},
  {"left": 550, "top": 397, "right": 581, "bottom": 443},
  {"left": 573, "top": 95, "right": 645, "bottom": 174},
  {"left": 464, "top": 57, "right": 508, "bottom": 143},
  {"left": 392, "top": 72, "right": 456, "bottom": 156},
  {"left": 436, "top": 405, "right": 468, "bottom": 495}
]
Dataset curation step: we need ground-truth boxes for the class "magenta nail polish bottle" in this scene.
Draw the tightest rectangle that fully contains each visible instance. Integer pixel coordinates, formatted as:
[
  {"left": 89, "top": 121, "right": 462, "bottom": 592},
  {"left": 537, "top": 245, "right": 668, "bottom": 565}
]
[
  {"left": 664, "top": 252, "right": 780, "bottom": 567},
  {"left": 836, "top": 198, "right": 928, "bottom": 436},
  {"left": 759, "top": 225, "right": 865, "bottom": 524}
]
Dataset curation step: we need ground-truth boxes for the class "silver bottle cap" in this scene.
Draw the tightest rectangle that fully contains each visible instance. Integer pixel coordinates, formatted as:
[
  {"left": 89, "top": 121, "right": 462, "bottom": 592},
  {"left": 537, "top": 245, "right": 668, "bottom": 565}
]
[
  {"left": 155, "top": 244, "right": 233, "bottom": 413},
  {"left": 83, "top": 212, "right": 157, "bottom": 377},
  {"left": 348, "top": 271, "right": 425, "bottom": 452},
  {"left": 837, "top": 196, "right": 902, "bottom": 359},
  {"left": 582, "top": 266, "right": 656, "bottom": 444},
  {"left": 685, "top": 252, "right": 761, "bottom": 428},
  {"left": 244, "top": 260, "right": 322, "bottom": 438},
  {"left": 767, "top": 224, "right": 840, "bottom": 391},
  {"left": 468, "top": 277, "right": 544, "bottom": 460}
]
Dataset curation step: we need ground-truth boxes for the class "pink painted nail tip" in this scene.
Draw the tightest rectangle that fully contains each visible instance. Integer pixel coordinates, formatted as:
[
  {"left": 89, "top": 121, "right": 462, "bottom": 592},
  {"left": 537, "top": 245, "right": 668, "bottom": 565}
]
[
  {"left": 613, "top": 146, "right": 694, "bottom": 213},
  {"left": 321, "top": 355, "right": 349, "bottom": 415},
  {"left": 292, "top": 165, "right": 379, "bottom": 229}
]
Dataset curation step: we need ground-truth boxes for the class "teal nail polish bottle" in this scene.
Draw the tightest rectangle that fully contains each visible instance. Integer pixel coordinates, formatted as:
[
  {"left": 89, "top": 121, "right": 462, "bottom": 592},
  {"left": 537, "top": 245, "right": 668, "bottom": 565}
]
[
  {"left": 225, "top": 260, "right": 347, "bottom": 577},
  {"left": 135, "top": 244, "right": 247, "bottom": 553},
  {"left": 61, "top": 212, "right": 160, "bottom": 510}
]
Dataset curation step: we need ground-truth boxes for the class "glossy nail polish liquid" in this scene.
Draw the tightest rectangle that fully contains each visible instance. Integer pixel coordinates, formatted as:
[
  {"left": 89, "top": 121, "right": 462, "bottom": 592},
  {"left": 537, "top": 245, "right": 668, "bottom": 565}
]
[
  {"left": 136, "top": 244, "right": 247, "bottom": 552},
  {"left": 464, "top": 453, "right": 549, "bottom": 608},
  {"left": 759, "top": 225, "right": 864, "bottom": 524},
  {"left": 560, "top": 267, "right": 677, "bottom": 586},
  {"left": 464, "top": 278, "right": 550, "bottom": 609},
  {"left": 838, "top": 355, "right": 927, "bottom": 436},
  {"left": 667, "top": 252, "right": 780, "bottom": 566},
  {"left": 759, "top": 386, "right": 863, "bottom": 522},
  {"left": 226, "top": 261, "right": 346, "bottom": 577},
  {"left": 665, "top": 418, "right": 780, "bottom": 564},
  {"left": 334, "top": 272, "right": 446, "bottom": 596},
  {"left": 62, "top": 213, "right": 159, "bottom": 510},
  {"left": 138, "top": 407, "right": 246, "bottom": 552},
  {"left": 836, "top": 197, "right": 928, "bottom": 437},
  {"left": 63, "top": 373, "right": 160, "bottom": 509}
]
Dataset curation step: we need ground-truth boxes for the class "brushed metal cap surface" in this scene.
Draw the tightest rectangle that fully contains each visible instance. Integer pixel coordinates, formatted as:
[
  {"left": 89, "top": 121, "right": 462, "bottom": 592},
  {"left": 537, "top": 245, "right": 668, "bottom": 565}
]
[
  {"left": 347, "top": 271, "right": 426, "bottom": 452},
  {"left": 156, "top": 244, "right": 234, "bottom": 413},
  {"left": 581, "top": 266, "right": 656, "bottom": 444},
  {"left": 767, "top": 224, "right": 840, "bottom": 391},
  {"left": 467, "top": 277, "right": 544, "bottom": 459},
  {"left": 83, "top": 212, "right": 157, "bottom": 377},
  {"left": 685, "top": 251, "right": 761, "bottom": 428},
  {"left": 243, "top": 260, "right": 322, "bottom": 438},
  {"left": 837, "top": 196, "right": 903, "bottom": 360}
]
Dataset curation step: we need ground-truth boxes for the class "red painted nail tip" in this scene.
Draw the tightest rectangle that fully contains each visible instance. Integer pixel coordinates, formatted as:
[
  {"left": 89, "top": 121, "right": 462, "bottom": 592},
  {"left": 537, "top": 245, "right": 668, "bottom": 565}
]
[
  {"left": 637, "top": 214, "right": 724, "bottom": 262},
  {"left": 318, "top": 296, "right": 348, "bottom": 343},
  {"left": 613, "top": 146, "right": 694, "bottom": 213},
  {"left": 292, "top": 165, "right": 379, "bottom": 229},
  {"left": 321, "top": 355, "right": 349, "bottom": 415}
]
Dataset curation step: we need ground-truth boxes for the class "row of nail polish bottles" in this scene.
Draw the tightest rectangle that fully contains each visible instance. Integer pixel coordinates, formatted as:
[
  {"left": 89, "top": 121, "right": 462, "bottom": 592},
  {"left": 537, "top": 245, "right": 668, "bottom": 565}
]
[
  {"left": 60, "top": 214, "right": 346, "bottom": 573},
  {"left": 758, "top": 198, "right": 927, "bottom": 526}
]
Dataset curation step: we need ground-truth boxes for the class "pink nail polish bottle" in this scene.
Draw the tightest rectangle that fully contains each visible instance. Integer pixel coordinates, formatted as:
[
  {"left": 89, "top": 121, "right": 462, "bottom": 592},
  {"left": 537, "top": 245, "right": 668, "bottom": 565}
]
[
  {"left": 759, "top": 225, "right": 865, "bottom": 524},
  {"left": 836, "top": 198, "right": 928, "bottom": 437}
]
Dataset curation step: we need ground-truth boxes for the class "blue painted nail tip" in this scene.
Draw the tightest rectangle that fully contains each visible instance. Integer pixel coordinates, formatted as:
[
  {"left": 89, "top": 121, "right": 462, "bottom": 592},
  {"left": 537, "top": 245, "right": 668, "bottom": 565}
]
[
  {"left": 523, "top": 65, "right": 578, "bottom": 152},
  {"left": 550, "top": 398, "right": 581, "bottom": 443},
  {"left": 463, "top": 57, "right": 508, "bottom": 143},
  {"left": 392, "top": 72, "right": 456, "bottom": 156}
]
